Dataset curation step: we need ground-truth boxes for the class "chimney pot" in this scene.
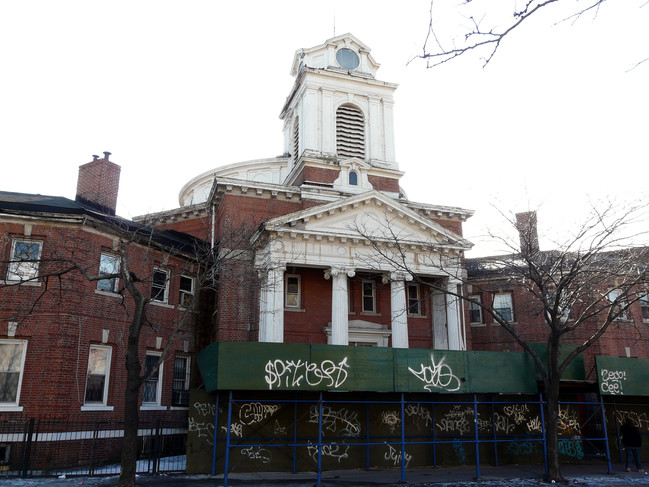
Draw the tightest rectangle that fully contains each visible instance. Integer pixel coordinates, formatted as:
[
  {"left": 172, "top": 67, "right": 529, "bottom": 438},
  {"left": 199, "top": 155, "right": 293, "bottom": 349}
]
[
  {"left": 92, "top": 154, "right": 99, "bottom": 161},
  {"left": 103, "top": 151, "right": 111, "bottom": 161},
  {"left": 515, "top": 211, "right": 540, "bottom": 255}
]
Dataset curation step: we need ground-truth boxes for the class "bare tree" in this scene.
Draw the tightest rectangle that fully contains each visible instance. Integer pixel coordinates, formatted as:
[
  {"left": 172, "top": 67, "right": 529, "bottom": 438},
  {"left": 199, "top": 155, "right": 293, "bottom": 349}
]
[
  {"left": 418, "top": 0, "right": 648, "bottom": 69},
  {"left": 353, "top": 202, "right": 649, "bottom": 481}
]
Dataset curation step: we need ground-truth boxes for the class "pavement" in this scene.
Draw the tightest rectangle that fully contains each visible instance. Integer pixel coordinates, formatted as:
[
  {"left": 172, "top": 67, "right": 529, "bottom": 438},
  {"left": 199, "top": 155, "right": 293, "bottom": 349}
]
[{"left": 3, "top": 462, "right": 649, "bottom": 487}]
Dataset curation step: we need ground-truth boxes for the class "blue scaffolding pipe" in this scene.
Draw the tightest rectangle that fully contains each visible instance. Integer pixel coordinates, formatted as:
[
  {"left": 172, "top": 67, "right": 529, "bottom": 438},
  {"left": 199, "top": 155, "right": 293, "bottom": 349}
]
[
  {"left": 473, "top": 393, "right": 481, "bottom": 479},
  {"left": 400, "top": 392, "right": 406, "bottom": 484},
  {"left": 223, "top": 391, "right": 233, "bottom": 487},
  {"left": 316, "top": 392, "right": 323, "bottom": 487},
  {"left": 211, "top": 391, "right": 220, "bottom": 476},
  {"left": 599, "top": 394, "right": 613, "bottom": 474}
]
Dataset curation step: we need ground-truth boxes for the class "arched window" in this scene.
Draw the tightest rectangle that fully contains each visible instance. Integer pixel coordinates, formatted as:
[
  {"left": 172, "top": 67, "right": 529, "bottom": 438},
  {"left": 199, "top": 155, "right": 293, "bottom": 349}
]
[
  {"left": 336, "top": 104, "right": 365, "bottom": 159},
  {"left": 348, "top": 171, "right": 358, "bottom": 186},
  {"left": 292, "top": 117, "right": 300, "bottom": 164}
]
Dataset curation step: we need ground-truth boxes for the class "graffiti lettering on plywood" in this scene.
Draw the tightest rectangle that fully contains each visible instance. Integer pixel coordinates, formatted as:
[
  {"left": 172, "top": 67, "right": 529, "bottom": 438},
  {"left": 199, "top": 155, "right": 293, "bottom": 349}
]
[
  {"left": 189, "top": 417, "right": 214, "bottom": 446},
  {"left": 558, "top": 440, "right": 584, "bottom": 459},
  {"left": 615, "top": 410, "right": 649, "bottom": 431},
  {"left": 384, "top": 443, "right": 412, "bottom": 467},
  {"left": 600, "top": 369, "right": 627, "bottom": 395},
  {"left": 307, "top": 441, "right": 350, "bottom": 463},
  {"left": 507, "top": 441, "right": 542, "bottom": 456},
  {"left": 408, "top": 355, "right": 461, "bottom": 392},
  {"left": 239, "top": 402, "right": 280, "bottom": 425},
  {"left": 453, "top": 439, "right": 466, "bottom": 464},
  {"left": 405, "top": 403, "right": 432, "bottom": 429},
  {"left": 221, "top": 422, "right": 243, "bottom": 437},
  {"left": 436, "top": 406, "right": 473, "bottom": 435},
  {"left": 381, "top": 410, "right": 401, "bottom": 433},
  {"left": 194, "top": 401, "right": 217, "bottom": 417},
  {"left": 503, "top": 404, "right": 530, "bottom": 425},
  {"left": 558, "top": 406, "right": 581, "bottom": 435},
  {"left": 241, "top": 446, "right": 272, "bottom": 464},
  {"left": 273, "top": 420, "right": 288, "bottom": 435},
  {"left": 527, "top": 416, "right": 543, "bottom": 433},
  {"left": 264, "top": 358, "right": 349, "bottom": 390},
  {"left": 309, "top": 405, "right": 361, "bottom": 437},
  {"left": 492, "top": 412, "right": 516, "bottom": 434}
]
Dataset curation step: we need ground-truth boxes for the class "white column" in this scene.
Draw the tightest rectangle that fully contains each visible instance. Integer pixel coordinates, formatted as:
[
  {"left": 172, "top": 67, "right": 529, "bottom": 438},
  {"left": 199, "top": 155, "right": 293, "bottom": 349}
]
[
  {"left": 258, "top": 264, "right": 286, "bottom": 343},
  {"left": 325, "top": 266, "right": 355, "bottom": 345},
  {"left": 390, "top": 272, "right": 412, "bottom": 348},
  {"left": 446, "top": 280, "right": 464, "bottom": 350}
]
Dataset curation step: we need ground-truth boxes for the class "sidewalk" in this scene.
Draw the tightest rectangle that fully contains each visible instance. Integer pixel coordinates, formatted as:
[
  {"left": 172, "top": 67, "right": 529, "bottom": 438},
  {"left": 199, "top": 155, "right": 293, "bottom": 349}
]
[{"left": 3, "top": 463, "right": 649, "bottom": 486}]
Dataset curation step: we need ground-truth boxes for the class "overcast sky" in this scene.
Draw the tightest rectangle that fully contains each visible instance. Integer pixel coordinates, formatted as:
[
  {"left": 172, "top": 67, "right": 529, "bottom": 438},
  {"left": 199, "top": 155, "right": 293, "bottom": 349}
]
[{"left": 1, "top": 1, "right": 647, "bottom": 256}]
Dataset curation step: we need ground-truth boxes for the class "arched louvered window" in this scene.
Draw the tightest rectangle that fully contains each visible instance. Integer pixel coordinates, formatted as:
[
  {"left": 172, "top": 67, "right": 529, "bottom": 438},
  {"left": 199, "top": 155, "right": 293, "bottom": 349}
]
[
  {"left": 292, "top": 117, "right": 300, "bottom": 164},
  {"left": 336, "top": 104, "right": 365, "bottom": 159}
]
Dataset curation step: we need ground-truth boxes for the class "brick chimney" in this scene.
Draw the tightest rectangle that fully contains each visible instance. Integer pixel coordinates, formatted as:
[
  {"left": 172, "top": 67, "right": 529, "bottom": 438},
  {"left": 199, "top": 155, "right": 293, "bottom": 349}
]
[
  {"left": 515, "top": 211, "right": 540, "bottom": 255},
  {"left": 75, "top": 151, "right": 121, "bottom": 215}
]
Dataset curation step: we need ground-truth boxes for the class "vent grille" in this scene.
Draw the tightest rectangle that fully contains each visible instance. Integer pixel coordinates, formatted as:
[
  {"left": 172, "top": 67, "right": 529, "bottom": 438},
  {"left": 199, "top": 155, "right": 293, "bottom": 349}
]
[
  {"left": 336, "top": 105, "right": 365, "bottom": 159},
  {"left": 292, "top": 118, "right": 300, "bottom": 164}
]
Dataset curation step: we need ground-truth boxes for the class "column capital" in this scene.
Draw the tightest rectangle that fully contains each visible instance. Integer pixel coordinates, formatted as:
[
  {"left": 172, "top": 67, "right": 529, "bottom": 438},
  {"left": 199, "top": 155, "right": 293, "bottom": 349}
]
[{"left": 324, "top": 266, "right": 355, "bottom": 280}]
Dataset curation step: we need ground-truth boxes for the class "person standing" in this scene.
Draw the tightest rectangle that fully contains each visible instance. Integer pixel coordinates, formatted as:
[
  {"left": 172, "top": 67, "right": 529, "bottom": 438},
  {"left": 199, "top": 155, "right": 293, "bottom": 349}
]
[{"left": 621, "top": 419, "right": 644, "bottom": 472}]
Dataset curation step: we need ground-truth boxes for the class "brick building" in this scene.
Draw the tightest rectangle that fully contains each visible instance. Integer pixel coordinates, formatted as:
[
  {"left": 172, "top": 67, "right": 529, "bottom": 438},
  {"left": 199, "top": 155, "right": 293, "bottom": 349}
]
[
  {"left": 139, "top": 33, "right": 475, "bottom": 352},
  {"left": 0, "top": 153, "right": 200, "bottom": 422}
]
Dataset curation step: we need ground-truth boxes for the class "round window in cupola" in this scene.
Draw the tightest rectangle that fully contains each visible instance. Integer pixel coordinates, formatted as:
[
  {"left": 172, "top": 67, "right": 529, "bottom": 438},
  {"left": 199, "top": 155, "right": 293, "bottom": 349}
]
[{"left": 336, "top": 48, "right": 360, "bottom": 70}]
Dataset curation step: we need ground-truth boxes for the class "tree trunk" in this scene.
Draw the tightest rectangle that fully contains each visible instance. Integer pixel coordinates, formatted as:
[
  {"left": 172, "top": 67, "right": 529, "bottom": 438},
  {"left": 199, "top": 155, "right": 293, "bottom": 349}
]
[
  {"left": 119, "top": 304, "right": 144, "bottom": 487},
  {"left": 544, "top": 338, "right": 564, "bottom": 482}
]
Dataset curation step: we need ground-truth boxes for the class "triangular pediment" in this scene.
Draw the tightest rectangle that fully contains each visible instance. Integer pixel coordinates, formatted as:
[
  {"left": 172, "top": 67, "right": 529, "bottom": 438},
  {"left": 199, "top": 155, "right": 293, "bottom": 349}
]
[{"left": 262, "top": 191, "right": 471, "bottom": 250}]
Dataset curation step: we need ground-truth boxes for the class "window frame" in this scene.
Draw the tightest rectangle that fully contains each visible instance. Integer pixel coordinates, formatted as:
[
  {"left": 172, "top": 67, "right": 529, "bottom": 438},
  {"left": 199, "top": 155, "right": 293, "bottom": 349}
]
[
  {"left": 141, "top": 351, "right": 164, "bottom": 409},
  {"left": 348, "top": 171, "right": 358, "bottom": 186},
  {"left": 179, "top": 275, "right": 195, "bottom": 309},
  {"left": 493, "top": 292, "right": 514, "bottom": 322},
  {"left": 468, "top": 295, "right": 483, "bottom": 324},
  {"left": 97, "top": 253, "right": 120, "bottom": 293},
  {"left": 284, "top": 274, "right": 301, "bottom": 309},
  {"left": 608, "top": 290, "right": 628, "bottom": 320},
  {"left": 83, "top": 344, "right": 112, "bottom": 409},
  {"left": 362, "top": 280, "right": 376, "bottom": 313},
  {"left": 171, "top": 355, "right": 191, "bottom": 408},
  {"left": 151, "top": 267, "right": 170, "bottom": 304},
  {"left": 0, "top": 339, "right": 28, "bottom": 411},
  {"left": 640, "top": 294, "right": 649, "bottom": 321},
  {"left": 407, "top": 284, "right": 421, "bottom": 316},
  {"left": 6, "top": 239, "right": 43, "bottom": 282}
]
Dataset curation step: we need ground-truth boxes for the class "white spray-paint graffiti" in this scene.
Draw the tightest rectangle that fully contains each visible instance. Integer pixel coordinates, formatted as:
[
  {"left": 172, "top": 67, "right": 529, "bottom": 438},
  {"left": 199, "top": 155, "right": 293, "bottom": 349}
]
[
  {"left": 273, "top": 420, "right": 288, "bottom": 435},
  {"left": 436, "top": 406, "right": 473, "bottom": 435},
  {"left": 264, "top": 357, "right": 350, "bottom": 390},
  {"left": 221, "top": 422, "right": 243, "bottom": 438},
  {"left": 239, "top": 402, "right": 280, "bottom": 425},
  {"left": 384, "top": 442, "right": 412, "bottom": 467},
  {"left": 405, "top": 403, "right": 432, "bottom": 428},
  {"left": 189, "top": 417, "right": 215, "bottom": 445},
  {"left": 381, "top": 410, "right": 401, "bottom": 433},
  {"left": 527, "top": 416, "right": 543, "bottom": 433},
  {"left": 307, "top": 441, "right": 350, "bottom": 463},
  {"left": 615, "top": 410, "right": 649, "bottom": 431},
  {"left": 408, "top": 355, "right": 461, "bottom": 392},
  {"left": 503, "top": 404, "right": 530, "bottom": 425},
  {"left": 194, "top": 401, "right": 217, "bottom": 417},
  {"left": 558, "top": 406, "right": 581, "bottom": 435},
  {"left": 309, "top": 405, "right": 361, "bottom": 437},
  {"left": 600, "top": 368, "right": 627, "bottom": 395},
  {"left": 492, "top": 412, "right": 516, "bottom": 434},
  {"left": 241, "top": 446, "right": 272, "bottom": 464}
]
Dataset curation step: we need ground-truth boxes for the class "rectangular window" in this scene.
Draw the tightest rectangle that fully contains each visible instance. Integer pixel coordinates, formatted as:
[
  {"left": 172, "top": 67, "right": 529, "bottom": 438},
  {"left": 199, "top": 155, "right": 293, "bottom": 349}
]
[
  {"left": 362, "top": 280, "right": 376, "bottom": 313},
  {"left": 0, "top": 340, "right": 27, "bottom": 408},
  {"left": 151, "top": 268, "right": 169, "bottom": 303},
  {"left": 179, "top": 275, "right": 194, "bottom": 308},
  {"left": 407, "top": 284, "right": 421, "bottom": 315},
  {"left": 7, "top": 239, "right": 42, "bottom": 281},
  {"left": 84, "top": 345, "right": 112, "bottom": 406},
  {"left": 142, "top": 352, "right": 163, "bottom": 405},
  {"left": 285, "top": 275, "right": 300, "bottom": 308},
  {"left": 97, "top": 253, "right": 120, "bottom": 293},
  {"left": 469, "top": 295, "right": 483, "bottom": 323},
  {"left": 493, "top": 293, "right": 514, "bottom": 322},
  {"left": 608, "top": 290, "right": 627, "bottom": 320},
  {"left": 172, "top": 355, "right": 190, "bottom": 407},
  {"left": 641, "top": 295, "right": 649, "bottom": 321}
]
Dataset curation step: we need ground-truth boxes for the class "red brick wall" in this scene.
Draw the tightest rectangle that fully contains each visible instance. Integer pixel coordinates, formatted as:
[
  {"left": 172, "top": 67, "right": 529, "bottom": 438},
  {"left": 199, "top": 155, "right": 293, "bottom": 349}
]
[
  {"left": 367, "top": 175, "right": 399, "bottom": 193},
  {"left": 0, "top": 220, "right": 194, "bottom": 419},
  {"left": 302, "top": 166, "right": 338, "bottom": 186},
  {"left": 76, "top": 158, "right": 121, "bottom": 214}
]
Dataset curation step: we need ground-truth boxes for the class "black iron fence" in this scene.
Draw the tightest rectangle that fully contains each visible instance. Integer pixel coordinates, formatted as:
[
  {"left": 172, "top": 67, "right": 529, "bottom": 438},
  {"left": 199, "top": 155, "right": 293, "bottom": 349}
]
[{"left": 0, "top": 415, "right": 187, "bottom": 478}]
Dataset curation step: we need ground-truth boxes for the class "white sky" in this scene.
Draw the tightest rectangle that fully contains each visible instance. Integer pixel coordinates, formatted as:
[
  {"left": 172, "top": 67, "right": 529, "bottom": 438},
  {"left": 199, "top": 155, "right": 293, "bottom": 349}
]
[{"left": 1, "top": 1, "right": 647, "bottom": 256}]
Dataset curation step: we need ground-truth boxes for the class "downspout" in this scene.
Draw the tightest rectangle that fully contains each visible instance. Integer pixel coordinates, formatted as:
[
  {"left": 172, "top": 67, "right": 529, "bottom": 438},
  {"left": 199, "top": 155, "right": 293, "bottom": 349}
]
[
  {"left": 210, "top": 204, "right": 215, "bottom": 249},
  {"left": 459, "top": 283, "right": 467, "bottom": 351}
]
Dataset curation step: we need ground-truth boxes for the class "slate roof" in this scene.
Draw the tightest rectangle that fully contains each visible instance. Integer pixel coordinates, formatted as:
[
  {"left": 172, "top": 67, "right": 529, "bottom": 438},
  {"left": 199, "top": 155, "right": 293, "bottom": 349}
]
[{"left": 0, "top": 191, "right": 204, "bottom": 255}]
